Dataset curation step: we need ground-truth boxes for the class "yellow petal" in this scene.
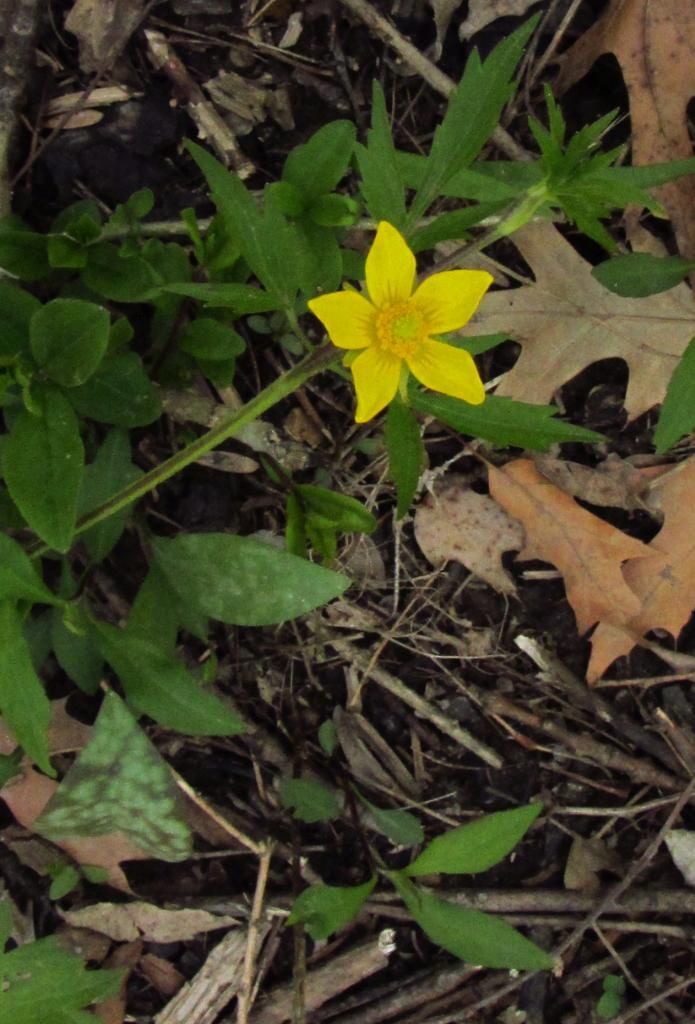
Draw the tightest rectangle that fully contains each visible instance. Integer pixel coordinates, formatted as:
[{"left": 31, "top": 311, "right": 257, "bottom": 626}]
[
  {"left": 365, "top": 222, "right": 416, "bottom": 308},
  {"left": 407, "top": 340, "right": 485, "bottom": 405},
  {"left": 351, "top": 345, "right": 402, "bottom": 422},
  {"left": 308, "top": 290, "right": 377, "bottom": 349},
  {"left": 411, "top": 269, "right": 493, "bottom": 334}
]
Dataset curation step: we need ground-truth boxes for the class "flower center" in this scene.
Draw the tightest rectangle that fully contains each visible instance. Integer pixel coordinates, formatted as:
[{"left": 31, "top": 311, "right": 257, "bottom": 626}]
[{"left": 375, "top": 302, "right": 426, "bottom": 358}]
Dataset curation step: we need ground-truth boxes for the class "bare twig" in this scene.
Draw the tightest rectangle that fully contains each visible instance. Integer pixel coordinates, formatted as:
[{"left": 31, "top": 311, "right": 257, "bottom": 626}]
[{"left": 237, "top": 844, "right": 273, "bottom": 1024}]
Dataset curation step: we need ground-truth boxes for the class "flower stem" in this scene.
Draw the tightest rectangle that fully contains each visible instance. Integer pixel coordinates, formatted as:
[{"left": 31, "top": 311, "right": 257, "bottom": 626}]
[{"left": 27, "top": 344, "right": 339, "bottom": 559}]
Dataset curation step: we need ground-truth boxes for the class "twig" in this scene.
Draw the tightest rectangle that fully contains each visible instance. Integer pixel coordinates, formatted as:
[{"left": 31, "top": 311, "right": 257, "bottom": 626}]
[
  {"left": 175, "top": 773, "right": 263, "bottom": 856},
  {"left": 237, "top": 843, "right": 273, "bottom": 1024},
  {"left": 336, "top": 0, "right": 530, "bottom": 161}
]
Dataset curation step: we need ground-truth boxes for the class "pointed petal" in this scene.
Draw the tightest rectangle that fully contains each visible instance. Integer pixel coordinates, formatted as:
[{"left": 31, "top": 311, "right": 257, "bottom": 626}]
[
  {"left": 408, "top": 340, "right": 485, "bottom": 405},
  {"left": 351, "top": 345, "right": 401, "bottom": 422},
  {"left": 365, "top": 222, "right": 416, "bottom": 307},
  {"left": 412, "top": 269, "right": 493, "bottom": 334},
  {"left": 308, "top": 291, "right": 377, "bottom": 349}
]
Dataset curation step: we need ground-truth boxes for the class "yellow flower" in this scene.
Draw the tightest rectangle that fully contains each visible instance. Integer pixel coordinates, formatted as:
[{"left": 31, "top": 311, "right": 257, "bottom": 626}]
[{"left": 308, "top": 221, "right": 493, "bottom": 423}]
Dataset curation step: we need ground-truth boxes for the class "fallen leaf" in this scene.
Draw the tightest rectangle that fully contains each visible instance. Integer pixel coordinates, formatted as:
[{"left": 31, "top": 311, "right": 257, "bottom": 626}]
[
  {"left": 458, "top": 0, "right": 541, "bottom": 40},
  {"left": 467, "top": 221, "right": 695, "bottom": 418},
  {"left": 0, "top": 697, "right": 91, "bottom": 756},
  {"left": 414, "top": 475, "right": 525, "bottom": 594},
  {"left": 428, "top": 0, "right": 463, "bottom": 58},
  {"left": 665, "top": 829, "right": 695, "bottom": 886},
  {"left": 62, "top": 901, "right": 239, "bottom": 943},
  {"left": 534, "top": 454, "right": 649, "bottom": 511},
  {"left": 93, "top": 939, "right": 142, "bottom": 1024},
  {"left": 588, "top": 457, "right": 695, "bottom": 680},
  {"left": 339, "top": 534, "right": 387, "bottom": 586},
  {"left": 555, "top": 0, "right": 695, "bottom": 260},
  {"left": 487, "top": 459, "right": 652, "bottom": 634},
  {"left": 65, "top": 0, "right": 147, "bottom": 73},
  {"left": 564, "top": 835, "right": 622, "bottom": 892},
  {"left": 139, "top": 952, "right": 185, "bottom": 997}
]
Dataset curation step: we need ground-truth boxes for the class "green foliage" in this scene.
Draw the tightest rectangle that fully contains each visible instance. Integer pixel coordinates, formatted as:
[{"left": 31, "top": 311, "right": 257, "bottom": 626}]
[
  {"left": 78, "top": 429, "right": 143, "bottom": 562},
  {"left": 592, "top": 252, "right": 695, "bottom": 297},
  {"left": 654, "top": 336, "right": 695, "bottom": 453},
  {"left": 355, "top": 82, "right": 407, "bottom": 228},
  {"left": 0, "top": 281, "right": 40, "bottom": 358},
  {"left": 287, "top": 484, "right": 377, "bottom": 561},
  {"left": 35, "top": 691, "right": 192, "bottom": 860},
  {"left": 0, "top": 932, "right": 122, "bottom": 1023},
  {"left": 0, "top": 534, "right": 60, "bottom": 606},
  {"left": 30, "top": 299, "right": 110, "bottom": 388},
  {"left": 357, "top": 792, "right": 424, "bottom": 847},
  {"left": 288, "top": 877, "right": 376, "bottom": 939},
  {"left": 152, "top": 532, "right": 350, "bottom": 625},
  {"left": 0, "top": 602, "right": 52, "bottom": 774},
  {"left": 279, "top": 777, "right": 341, "bottom": 823},
  {"left": 67, "top": 353, "right": 162, "bottom": 428},
  {"left": 411, "top": 391, "right": 603, "bottom": 450},
  {"left": 596, "top": 975, "right": 626, "bottom": 1020},
  {"left": 385, "top": 399, "right": 425, "bottom": 518},
  {"left": 404, "top": 803, "right": 542, "bottom": 876}
]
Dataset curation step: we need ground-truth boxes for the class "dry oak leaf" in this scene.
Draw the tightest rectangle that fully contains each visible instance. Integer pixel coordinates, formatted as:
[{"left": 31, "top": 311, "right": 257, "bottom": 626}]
[
  {"left": 555, "top": 0, "right": 695, "bottom": 261},
  {"left": 534, "top": 454, "right": 649, "bottom": 512},
  {"left": 487, "top": 459, "right": 652, "bottom": 635},
  {"left": 465, "top": 221, "right": 695, "bottom": 419},
  {"left": 414, "top": 475, "right": 524, "bottom": 594},
  {"left": 588, "top": 457, "right": 695, "bottom": 681}
]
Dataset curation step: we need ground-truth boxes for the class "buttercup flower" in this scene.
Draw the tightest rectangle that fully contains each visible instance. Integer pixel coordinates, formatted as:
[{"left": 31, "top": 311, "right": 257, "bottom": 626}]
[{"left": 308, "top": 221, "right": 493, "bottom": 422}]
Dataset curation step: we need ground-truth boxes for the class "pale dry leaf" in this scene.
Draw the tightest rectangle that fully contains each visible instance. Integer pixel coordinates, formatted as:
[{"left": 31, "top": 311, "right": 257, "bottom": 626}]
[
  {"left": 588, "top": 457, "right": 695, "bottom": 681},
  {"left": 465, "top": 221, "right": 695, "bottom": 418},
  {"left": 0, "top": 697, "right": 91, "bottom": 756},
  {"left": 487, "top": 459, "right": 652, "bottom": 634},
  {"left": 564, "top": 835, "right": 622, "bottom": 892},
  {"left": 534, "top": 454, "right": 649, "bottom": 511},
  {"left": 555, "top": 0, "right": 695, "bottom": 260},
  {"left": 140, "top": 953, "right": 185, "bottom": 998},
  {"left": 93, "top": 939, "right": 142, "bottom": 1024},
  {"left": 44, "top": 110, "right": 104, "bottom": 130},
  {"left": 65, "top": 0, "right": 147, "bottom": 73},
  {"left": 62, "top": 901, "right": 239, "bottom": 943},
  {"left": 339, "top": 534, "right": 387, "bottom": 586},
  {"left": 428, "top": 0, "right": 464, "bottom": 59},
  {"left": 284, "top": 406, "right": 323, "bottom": 447},
  {"left": 458, "top": 0, "right": 541, "bottom": 40},
  {"left": 414, "top": 474, "right": 525, "bottom": 594},
  {"left": 665, "top": 829, "right": 695, "bottom": 886}
]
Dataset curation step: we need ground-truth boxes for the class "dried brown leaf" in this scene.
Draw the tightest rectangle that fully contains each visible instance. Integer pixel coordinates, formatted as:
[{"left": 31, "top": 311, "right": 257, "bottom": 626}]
[
  {"left": 458, "top": 0, "right": 541, "bottom": 40},
  {"left": 62, "top": 901, "right": 239, "bottom": 943}
]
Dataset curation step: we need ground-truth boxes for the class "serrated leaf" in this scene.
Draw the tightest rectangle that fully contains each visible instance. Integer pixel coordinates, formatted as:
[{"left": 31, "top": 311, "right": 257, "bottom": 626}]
[
  {"left": 34, "top": 691, "right": 192, "bottom": 862},
  {"left": 405, "top": 803, "right": 542, "bottom": 876},
  {"left": 3, "top": 389, "right": 85, "bottom": 552},
  {"left": 283, "top": 120, "right": 356, "bottom": 200},
  {"left": 77, "top": 429, "right": 143, "bottom": 562},
  {"left": 0, "top": 935, "right": 122, "bottom": 1023},
  {"left": 0, "top": 534, "right": 60, "bottom": 605},
  {"left": 0, "top": 601, "right": 53, "bottom": 775},
  {"left": 355, "top": 82, "right": 407, "bottom": 228},
  {"left": 278, "top": 777, "right": 341, "bottom": 823},
  {"left": 68, "top": 353, "right": 162, "bottom": 428},
  {"left": 654, "top": 335, "right": 695, "bottom": 453},
  {"left": 385, "top": 400, "right": 424, "bottom": 519},
  {"left": 30, "top": 299, "right": 110, "bottom": 388},
  {"left": 287, "top": 877, "right": 376, "bottom": 940},
  {"left": 411, "top": 391, "right": 603, "bottom": 450},
  {"left": 392, "top": 874, "right": 554, "bottom": 970},
  {"left": 152, "top": 533, "right": 350, "bottom": 626},
  {"left": 592, "top": 253, "right": 695, "bottom": 297},
  {"left": 95, "top": 622, "right": 243, "bottom": 736}
]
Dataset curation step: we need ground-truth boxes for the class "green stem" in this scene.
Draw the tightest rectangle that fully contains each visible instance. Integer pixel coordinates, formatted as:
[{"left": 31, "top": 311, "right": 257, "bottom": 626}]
[{"left": 27, "top": 344, "right": 339, "bottom": 559}]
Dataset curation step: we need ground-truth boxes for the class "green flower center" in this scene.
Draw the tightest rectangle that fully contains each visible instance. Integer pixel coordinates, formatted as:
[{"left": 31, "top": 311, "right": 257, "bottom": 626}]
[{"left": 375, "top": 302, "right": 426, "bottom": 358}]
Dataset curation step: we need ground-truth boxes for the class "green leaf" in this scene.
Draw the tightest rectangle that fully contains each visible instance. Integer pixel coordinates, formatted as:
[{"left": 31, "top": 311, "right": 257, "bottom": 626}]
[
  {"left": 0, "top": 601, "right": 53, "bottom": 775},
  {"left": 592, "top": 253, "right": 695, "bottom": 297},
  {"left": 392, "top": 874, "right": 554, "bottom": 970},
  {"left": 405, "top": 803, "right": 542, "bottom": 876},
  {"left": 78, "top": 429, "right": 143, "bottom": 561},
  {"left": 287, "top": 878, "right": 376, "bottom": 940},
  {"left": 0, "top": 935, "right": 122, "bottom": 1023},
  {"left": 95, "top": 622, "right": 243, "bottom": 736},
  {"left": 68, "top": 353, "right": 162, "bottom": 427},
  {"left": 0, "top": 749, "right": 23, "bottom": 787},
  {"left": 411, "top": 391, "right": 604, "bottom": 450},
  {"left": 30, "top": 299, "right": 110, "bottom": 388},
  {"left": 179, "top": 318, "right": 246, "bottom": 361},
  {"left": 309, "top": 193, "right": 360, "bottom": 228},
  {"left": 408, "top": 202, "right": 501, "bottom": 253},
  {"left": 318, "top": 719, "right": 337, "bottom": 755},
  {"left": 355, "top": 81, "right": 407, "bottom": 227},
  {"left": 654, "top": 335, "right": 695, "bottom": 453},
  {"left": 408, "top": 17, "right": 537, "bottom": 224},
  {"left": 283, "top": 120, "right": 356, "bottom": 201},
  {"left": 0, "top": 226, "right": 50, "bottom": 280},
  {"left": 163, "top": 281, "right": 281, "bottom": 313},
  {"left": 605, "top": 156, "right": 695, "bottom": 189},
  {"left": 48, "top": 864, "right": 81, "bottom": 900},
  {"left": 50, "top": 609, "right": 103, "bottom": 694},
  {"left": 82, "top": 242, "right": 162, "bottom": 301},
  {"left": 34, "top": 691, "right": 192, "bottom": 861},
  {"left": 0, "top": 534, "right": 60, "bottom": 605},
  {"left": 127, "top": 564, "right": 201, "bottom": 653},
  {"left": 358, "top": 792, "right": 424, "bottom": 847},
  {"left": 3, "top": 389, "right": 85, "bottom": 552},
  {"left": 295, "top": 485, "right": 377, "bottom": 534},
  {"left": 385, "top": 400, "right": 424, "bottom": 519},
  {"left": 0, "top": 282, "right": 40, "bottom": 359},
  {"left": 152, "top": 532, "right": 350, "bottom": 626},
  {"left": 278, "top": 777, "right": 341, "bottom": 823}
]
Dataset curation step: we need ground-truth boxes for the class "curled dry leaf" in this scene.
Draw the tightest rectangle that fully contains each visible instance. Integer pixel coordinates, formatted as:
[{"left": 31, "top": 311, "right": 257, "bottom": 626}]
[
  {"left": 487, "top": 459, "right": 652, "bottom": 636},
  {"left": 466, "top": 222, "right": 695, "bottom": 419},
  {"left": 414, "top": 474, "right": 525, "bottom": 594},
  {"left": 588, "top": 457, "right": 695, "bottom": 681},
  {"left": 564, "top": 835, "right": 622, "bottom": 892}
]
